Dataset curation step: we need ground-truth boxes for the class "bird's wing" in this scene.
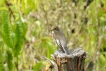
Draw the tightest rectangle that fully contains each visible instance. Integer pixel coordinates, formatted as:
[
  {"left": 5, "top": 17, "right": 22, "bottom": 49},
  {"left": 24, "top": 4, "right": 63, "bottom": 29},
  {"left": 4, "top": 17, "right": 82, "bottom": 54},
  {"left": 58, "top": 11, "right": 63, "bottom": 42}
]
[
  {"left": 55, "top": 39, "right": 65, "bottom": 53},
  {"left": 55, "top": 39, "right": 70, "bottom": 54}
]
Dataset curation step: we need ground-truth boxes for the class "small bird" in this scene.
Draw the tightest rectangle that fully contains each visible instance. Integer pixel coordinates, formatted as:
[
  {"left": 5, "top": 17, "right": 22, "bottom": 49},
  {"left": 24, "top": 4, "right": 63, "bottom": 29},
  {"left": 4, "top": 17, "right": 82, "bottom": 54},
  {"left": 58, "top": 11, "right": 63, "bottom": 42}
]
[{"left": 51, "top": 26, "right": 70, "bottom": 54}]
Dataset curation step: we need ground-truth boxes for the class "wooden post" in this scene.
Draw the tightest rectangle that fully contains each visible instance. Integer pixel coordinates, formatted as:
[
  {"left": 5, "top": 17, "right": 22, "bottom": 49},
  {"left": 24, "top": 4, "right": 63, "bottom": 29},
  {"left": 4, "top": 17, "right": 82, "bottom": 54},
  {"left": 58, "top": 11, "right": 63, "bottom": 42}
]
[{"left": 46, "top": 48, "right": 86, "bottom": 71}]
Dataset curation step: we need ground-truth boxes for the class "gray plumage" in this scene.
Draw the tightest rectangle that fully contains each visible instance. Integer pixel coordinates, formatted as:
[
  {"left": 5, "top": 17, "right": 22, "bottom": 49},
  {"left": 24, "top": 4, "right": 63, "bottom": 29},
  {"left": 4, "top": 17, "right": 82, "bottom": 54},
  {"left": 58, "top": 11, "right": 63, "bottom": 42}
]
[{"left": 51, "top": 26, "right": 70, "bottom": 54}]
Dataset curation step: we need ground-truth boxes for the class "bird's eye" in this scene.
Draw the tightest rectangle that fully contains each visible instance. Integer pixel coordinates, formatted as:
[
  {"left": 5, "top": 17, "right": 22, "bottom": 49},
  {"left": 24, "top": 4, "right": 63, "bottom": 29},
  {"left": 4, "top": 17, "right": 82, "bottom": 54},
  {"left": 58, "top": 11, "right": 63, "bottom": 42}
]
[{"left": 54, "top": 27, "right": 58, "bottom": 30}]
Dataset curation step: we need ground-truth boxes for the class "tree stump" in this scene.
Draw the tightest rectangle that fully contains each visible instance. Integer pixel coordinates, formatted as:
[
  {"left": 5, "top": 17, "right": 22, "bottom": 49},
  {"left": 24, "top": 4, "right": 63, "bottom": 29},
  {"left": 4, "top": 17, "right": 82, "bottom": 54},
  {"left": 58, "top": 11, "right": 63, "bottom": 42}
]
[{"left": 47, "top": 48, "right": 86, "bottom": 71}]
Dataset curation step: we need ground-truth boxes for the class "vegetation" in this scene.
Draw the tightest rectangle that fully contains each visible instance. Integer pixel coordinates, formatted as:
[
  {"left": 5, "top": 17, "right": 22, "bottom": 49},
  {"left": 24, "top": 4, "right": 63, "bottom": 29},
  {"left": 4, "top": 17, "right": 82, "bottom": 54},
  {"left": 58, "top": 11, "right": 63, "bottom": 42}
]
[{"left": 0, "top": 0, "right": 106, "bottom": 71}]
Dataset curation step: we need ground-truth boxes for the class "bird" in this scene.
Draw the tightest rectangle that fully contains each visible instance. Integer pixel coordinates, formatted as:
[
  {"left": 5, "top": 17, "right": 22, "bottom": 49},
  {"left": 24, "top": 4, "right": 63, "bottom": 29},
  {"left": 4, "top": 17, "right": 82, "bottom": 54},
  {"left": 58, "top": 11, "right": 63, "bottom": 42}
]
[{"left": 51, "top": 26, "right": 70, "bottom": 54}]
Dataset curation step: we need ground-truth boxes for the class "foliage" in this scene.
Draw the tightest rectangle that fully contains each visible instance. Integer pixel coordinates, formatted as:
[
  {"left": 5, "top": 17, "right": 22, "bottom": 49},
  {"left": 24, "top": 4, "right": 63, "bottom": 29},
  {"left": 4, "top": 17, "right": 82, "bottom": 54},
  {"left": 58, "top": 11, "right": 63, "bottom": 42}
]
[
  {"left": 0, "top": 42, "right": 5, "bottom": 71},
  {"left": 0, "top": 0, "right": 106, "bottom": 71},
  {"left": 0, "top": 10, "right": 27, "bottom": 71},
  {"left": 33, "top": 62, "right": 43, "bottom": 71}
]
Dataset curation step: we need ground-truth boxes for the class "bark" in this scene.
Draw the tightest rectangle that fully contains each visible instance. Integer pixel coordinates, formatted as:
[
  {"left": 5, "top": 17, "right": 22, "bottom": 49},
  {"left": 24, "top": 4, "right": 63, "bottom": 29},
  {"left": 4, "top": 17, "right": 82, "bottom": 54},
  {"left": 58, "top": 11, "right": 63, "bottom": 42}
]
[{"left": 49, "top": 48, "right": 86, "bottom": 71}]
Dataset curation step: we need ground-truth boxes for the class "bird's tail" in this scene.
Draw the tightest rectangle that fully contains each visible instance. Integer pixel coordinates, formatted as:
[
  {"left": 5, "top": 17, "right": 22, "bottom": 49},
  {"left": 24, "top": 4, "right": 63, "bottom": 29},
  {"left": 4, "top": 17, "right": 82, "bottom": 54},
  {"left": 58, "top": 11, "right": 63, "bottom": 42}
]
[{"left": 63, "top": 46, "right": 70, "bottom": 54}]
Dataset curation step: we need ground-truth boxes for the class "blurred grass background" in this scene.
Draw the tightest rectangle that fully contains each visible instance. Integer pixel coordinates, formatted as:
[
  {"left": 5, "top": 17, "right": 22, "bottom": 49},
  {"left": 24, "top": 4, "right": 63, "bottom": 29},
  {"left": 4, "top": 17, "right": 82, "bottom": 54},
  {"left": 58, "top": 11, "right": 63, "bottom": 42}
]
[{"left": 0, "top": 0, "right": 106, "bottom": 71}]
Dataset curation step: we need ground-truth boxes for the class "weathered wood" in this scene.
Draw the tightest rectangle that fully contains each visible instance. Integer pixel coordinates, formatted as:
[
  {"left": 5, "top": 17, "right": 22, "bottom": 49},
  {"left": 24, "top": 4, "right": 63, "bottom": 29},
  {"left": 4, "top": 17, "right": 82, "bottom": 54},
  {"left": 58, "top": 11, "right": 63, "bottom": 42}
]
[{"left": 49, "top": 48, "right": 86, "bottom": 71}]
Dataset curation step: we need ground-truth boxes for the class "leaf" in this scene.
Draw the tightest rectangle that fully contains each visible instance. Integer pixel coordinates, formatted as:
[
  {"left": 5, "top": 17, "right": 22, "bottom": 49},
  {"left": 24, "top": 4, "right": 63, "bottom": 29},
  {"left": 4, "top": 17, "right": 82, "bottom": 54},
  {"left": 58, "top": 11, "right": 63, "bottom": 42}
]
[
  {"left": 10, "top": 32, "right": 16, "bottom": 48},
  {"left": 0, "top": 41, "right": 5, "bottom": 71},
  {"left": 6, "top": 50, "right": 13, "bottom": 71},
  {"left": 21, "top": 22, "right": 28, "bottom": 36},
  {"left": 0, "top": 11, "right": 13, "bottom": 48},
  {"left": 14, "top": 22, "right": 24, "bottom": 56},
  {"left": 41, "top": 37, "right": 55, "bottom": 58},
  {"left": 33, "top": 62, "right": 43, "bottom": 71}
]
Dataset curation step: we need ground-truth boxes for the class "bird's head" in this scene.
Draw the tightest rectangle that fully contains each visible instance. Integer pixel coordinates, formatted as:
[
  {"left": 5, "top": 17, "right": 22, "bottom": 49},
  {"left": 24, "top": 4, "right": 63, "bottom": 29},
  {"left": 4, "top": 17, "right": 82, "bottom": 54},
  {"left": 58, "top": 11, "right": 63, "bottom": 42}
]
[
  {"left": 50, "top": 26, "right": 61, "bottom": 38},
  {"left": 51, "top": 26, "right": 60, "bottom": 34}
]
